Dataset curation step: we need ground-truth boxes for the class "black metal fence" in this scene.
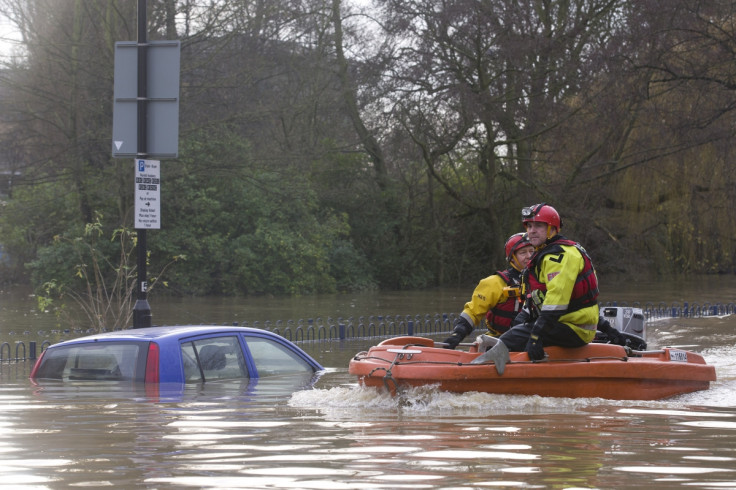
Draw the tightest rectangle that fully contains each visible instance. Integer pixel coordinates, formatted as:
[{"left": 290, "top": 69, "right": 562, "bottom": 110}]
[
  {"left": 0, "top": 340, "right": 49, "bottom": 363},
  {"left": 637, "top": 301, "right": 736, "bottom": 319},
  {"left": 239, "top": 313, "right": 456, "bottom": 343},
  {"left": 3, "top": 300, "right": 736, "bottom": 363}
]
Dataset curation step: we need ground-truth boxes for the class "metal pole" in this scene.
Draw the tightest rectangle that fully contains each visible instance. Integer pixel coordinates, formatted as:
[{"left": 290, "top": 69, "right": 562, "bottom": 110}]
[{"left": 133, "top": 0, "right": 152, "bottom": 328}]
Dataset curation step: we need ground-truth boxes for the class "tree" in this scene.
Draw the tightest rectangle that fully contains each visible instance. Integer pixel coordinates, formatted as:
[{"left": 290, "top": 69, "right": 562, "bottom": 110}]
[
  {"left": 3, "top": 0, "right": 736, "bottom": 301},
  {"left": 594, "top": 0, "right": 736, "bottom": 273},
  {"left": 0, "top": 0, "right": 137, "bottom": 268},
  {"left": 366, "top": 0, "right": 631, "bottom": 272}
]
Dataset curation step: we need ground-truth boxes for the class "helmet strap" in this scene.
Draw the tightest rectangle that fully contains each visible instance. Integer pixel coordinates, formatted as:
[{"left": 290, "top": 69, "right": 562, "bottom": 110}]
[{"left": 510, "top": 255, "right": 523, "bottom": 271}]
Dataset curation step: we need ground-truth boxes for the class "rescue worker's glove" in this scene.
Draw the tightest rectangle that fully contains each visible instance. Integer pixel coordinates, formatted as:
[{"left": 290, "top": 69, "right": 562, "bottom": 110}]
[
  {"left": 525, "top": 289, "right": 545, "bottom": 319},
  {"left": 443, "top": 332, "right": 464, "bottom": 349},
  {"left": 597, "top": 318, "right": 624, "bottom": 346},
  {"left": 443, "top": 316, "right": 474, "bottom": 349},
  {"left": 525, "top": 318, "right": 546, "bottom": 361},
  {"left": 530, "top": 289, "right": 545, "bottom": 309}
]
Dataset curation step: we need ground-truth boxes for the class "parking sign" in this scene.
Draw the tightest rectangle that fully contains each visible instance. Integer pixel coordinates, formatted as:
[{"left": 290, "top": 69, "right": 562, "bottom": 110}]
[{"left": 135, "top": 159, "right": 161, "bottom": 229}]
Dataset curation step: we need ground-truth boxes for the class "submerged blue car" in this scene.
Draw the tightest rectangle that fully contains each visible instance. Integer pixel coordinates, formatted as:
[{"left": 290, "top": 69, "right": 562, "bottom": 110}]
[{"left": 30, "top": 325, "right": 323, "bottom": 385}]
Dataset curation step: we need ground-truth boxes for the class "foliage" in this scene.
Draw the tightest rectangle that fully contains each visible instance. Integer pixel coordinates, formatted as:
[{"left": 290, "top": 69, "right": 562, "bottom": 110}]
[
  {"left": 2, "top": 0, "right": 736, "bottom": 304},
  {"left": 0, "top": 183, "right": 78, "bottom": 282},
  {"left": 30, "top": 214, "right": 182, "bottom": 332},
  {"left": 150, "top": 127, "right": 373, "bottom": 295}
]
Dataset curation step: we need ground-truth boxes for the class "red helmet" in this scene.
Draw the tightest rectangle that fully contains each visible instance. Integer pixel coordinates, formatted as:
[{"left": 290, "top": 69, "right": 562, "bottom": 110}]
[
  {"left": 521, "top": 203, "right": 561, "bottom": 231},
  {"left": 504, "top": 232, "right": 531, "bottom": 263}
]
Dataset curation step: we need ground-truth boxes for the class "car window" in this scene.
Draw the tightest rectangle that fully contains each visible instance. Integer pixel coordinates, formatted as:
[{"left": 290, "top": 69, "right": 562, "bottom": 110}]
[
  {"left": 243, "top": 337, "right": 315, "bottom": 376},
  {"left": 34, "top": 343, "right": 141, "bottom": 381},
  {"left": 181, "top": 336, "right": 248, "bottom": 382}
]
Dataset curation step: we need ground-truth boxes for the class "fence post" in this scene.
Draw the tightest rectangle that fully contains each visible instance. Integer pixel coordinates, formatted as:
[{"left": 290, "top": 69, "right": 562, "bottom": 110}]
[{"left": 15, "top": 342, "right": 26, "bottom": 361}]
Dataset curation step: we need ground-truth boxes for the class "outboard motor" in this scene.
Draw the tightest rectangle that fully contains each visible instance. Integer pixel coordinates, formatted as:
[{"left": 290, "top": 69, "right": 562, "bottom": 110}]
[{"left": 597, "top": 306, "right": 647, "bottom": 350}]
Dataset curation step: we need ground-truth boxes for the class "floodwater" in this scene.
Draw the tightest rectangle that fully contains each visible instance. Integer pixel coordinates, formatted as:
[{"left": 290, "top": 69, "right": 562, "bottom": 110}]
[{"left": 1, "top": 276, "right": 736, "bottom": 488}]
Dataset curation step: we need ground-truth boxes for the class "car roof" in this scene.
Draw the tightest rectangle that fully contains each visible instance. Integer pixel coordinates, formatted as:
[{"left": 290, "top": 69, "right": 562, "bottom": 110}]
[{"left": 47, "top": 325, "right": 285, "bottom": 346}]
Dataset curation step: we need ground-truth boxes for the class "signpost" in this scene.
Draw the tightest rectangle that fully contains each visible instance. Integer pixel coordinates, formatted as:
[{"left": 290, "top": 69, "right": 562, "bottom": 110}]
[
  {"left": 135, "top": 159, "right": 160, "bottom": 229},
  {"left": 112, "top": 0, "right": 180, "bottom": 328},
  {"left": 112, "top": 41, "right": 180, "bottom": 158}
]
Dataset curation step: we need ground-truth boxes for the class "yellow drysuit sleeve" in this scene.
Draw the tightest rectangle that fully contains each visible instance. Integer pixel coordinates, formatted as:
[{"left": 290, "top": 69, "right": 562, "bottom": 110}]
[{"left": 460, "top": 274, "right": 509, "bottom": 327}]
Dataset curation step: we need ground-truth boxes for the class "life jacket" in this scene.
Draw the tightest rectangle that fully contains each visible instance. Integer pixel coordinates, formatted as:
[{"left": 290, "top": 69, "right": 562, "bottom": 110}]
[
  {"left": 525, "top": 236, "right": 599, "bottom": 314},
  {"left": 485, "top": 267, "right": 523, "bottom": 335}
]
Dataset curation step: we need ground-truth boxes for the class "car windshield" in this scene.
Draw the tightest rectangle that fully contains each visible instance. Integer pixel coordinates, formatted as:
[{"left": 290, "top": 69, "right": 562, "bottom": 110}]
[
  {"left": 244, "top": 337, "right": 315, "bottom": 376},
  {"left": 34, "top": 342, "right": 142, "bottom": 381}
]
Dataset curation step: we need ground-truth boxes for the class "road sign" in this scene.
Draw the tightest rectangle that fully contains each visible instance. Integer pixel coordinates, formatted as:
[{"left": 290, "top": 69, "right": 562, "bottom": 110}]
[
  {"left": 112, "top": 41, "right": 180, "bottom": 158},
  {"left": 135, "top": 159, "right": 161, "bottom": 229}
]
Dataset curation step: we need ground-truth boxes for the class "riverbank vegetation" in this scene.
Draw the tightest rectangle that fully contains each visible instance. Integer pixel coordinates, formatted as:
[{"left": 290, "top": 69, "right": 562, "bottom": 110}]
[{"left": 1, "top": 0, "right": 735, "bottom": 300}]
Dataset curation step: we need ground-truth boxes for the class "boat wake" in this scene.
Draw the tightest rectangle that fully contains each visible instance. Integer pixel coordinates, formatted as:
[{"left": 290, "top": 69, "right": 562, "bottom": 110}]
[{"left": 288, "top": 383, "right": 679, "bottom": 416}]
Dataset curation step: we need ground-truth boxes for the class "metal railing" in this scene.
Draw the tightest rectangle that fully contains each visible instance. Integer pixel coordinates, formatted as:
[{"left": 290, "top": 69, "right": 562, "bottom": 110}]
[
  {"left": 601, "top": 301, "right": 736, "bottom": 319},
  {"left": 3, "top": 300, "right": 736, "bottom": 362},
  {"left": 239, "top": 313, "right": 456, "bottom": 342},
  {"left": 0, "top": 340, "right": 50, "bottom": 363}
]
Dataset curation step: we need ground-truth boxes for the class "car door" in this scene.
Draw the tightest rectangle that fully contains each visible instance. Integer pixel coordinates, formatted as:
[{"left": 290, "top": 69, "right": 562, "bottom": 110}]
[
  {"left": 241, "top": 333, "right": 319, "bottom": 377},
  {"left": 180, "top": 335, "right": 248, "bottom": 382}
]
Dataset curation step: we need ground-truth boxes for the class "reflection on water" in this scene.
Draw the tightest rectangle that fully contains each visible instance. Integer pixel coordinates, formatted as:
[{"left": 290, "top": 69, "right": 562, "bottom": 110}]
[
  {"left": 0, "top": 320, "right": 734, "bottom": 489},
  {"left": 2, "top": 282, "right": 736, "bottom": 487}
]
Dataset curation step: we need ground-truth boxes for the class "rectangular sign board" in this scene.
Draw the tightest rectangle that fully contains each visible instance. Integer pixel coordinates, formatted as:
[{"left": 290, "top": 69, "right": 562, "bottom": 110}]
[
  {"left": 135, "top": 159, "right": 161, "bottom": 229},
  {"left": 112, "top": 41, "right": 180, "bottom": 158}
]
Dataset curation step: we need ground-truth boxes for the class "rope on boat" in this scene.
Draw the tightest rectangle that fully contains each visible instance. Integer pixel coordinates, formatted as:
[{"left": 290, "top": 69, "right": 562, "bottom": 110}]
[
  {"left": 357, "top": 353, "right": 632, "bottom": 367},
  {"left": 366, "top": 351, "right": 410, "bottom": 394},
  {"left": 366, "top": 366, "right": 400, "bottom": 393}
]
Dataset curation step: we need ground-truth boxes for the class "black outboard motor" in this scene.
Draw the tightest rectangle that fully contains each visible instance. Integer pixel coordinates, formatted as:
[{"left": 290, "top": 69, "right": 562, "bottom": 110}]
[{"left": 596, "top": 306, "right": 647, "bottom": 350}]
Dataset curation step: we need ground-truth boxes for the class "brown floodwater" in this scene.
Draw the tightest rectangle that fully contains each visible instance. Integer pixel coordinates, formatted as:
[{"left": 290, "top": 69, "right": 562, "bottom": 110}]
[{"left": 1, "top": 276, "right": 735, "bottom": 488}]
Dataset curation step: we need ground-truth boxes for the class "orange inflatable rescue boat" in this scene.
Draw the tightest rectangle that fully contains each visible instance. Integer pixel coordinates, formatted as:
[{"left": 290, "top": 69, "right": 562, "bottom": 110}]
[{"left": 349, "top": 318, "right": 717, "bottom": 400}]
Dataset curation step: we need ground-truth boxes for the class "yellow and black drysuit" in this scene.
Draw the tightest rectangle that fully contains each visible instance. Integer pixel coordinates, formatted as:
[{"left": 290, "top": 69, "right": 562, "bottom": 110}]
[
  {"left": 498, "top": 235, "right": 600, "bottom": 359},
  {"left": 443, "top": 267, "right": 523, "bottom": 348}
]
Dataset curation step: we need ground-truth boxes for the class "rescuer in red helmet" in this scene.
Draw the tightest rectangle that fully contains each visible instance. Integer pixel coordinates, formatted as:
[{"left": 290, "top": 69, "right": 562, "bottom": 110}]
[
  {"left": 496, "top": 203, "right": 601, "bottom": 360},
  {"left": 442, "top": 232, "right": 535, "bottom": 349}
]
